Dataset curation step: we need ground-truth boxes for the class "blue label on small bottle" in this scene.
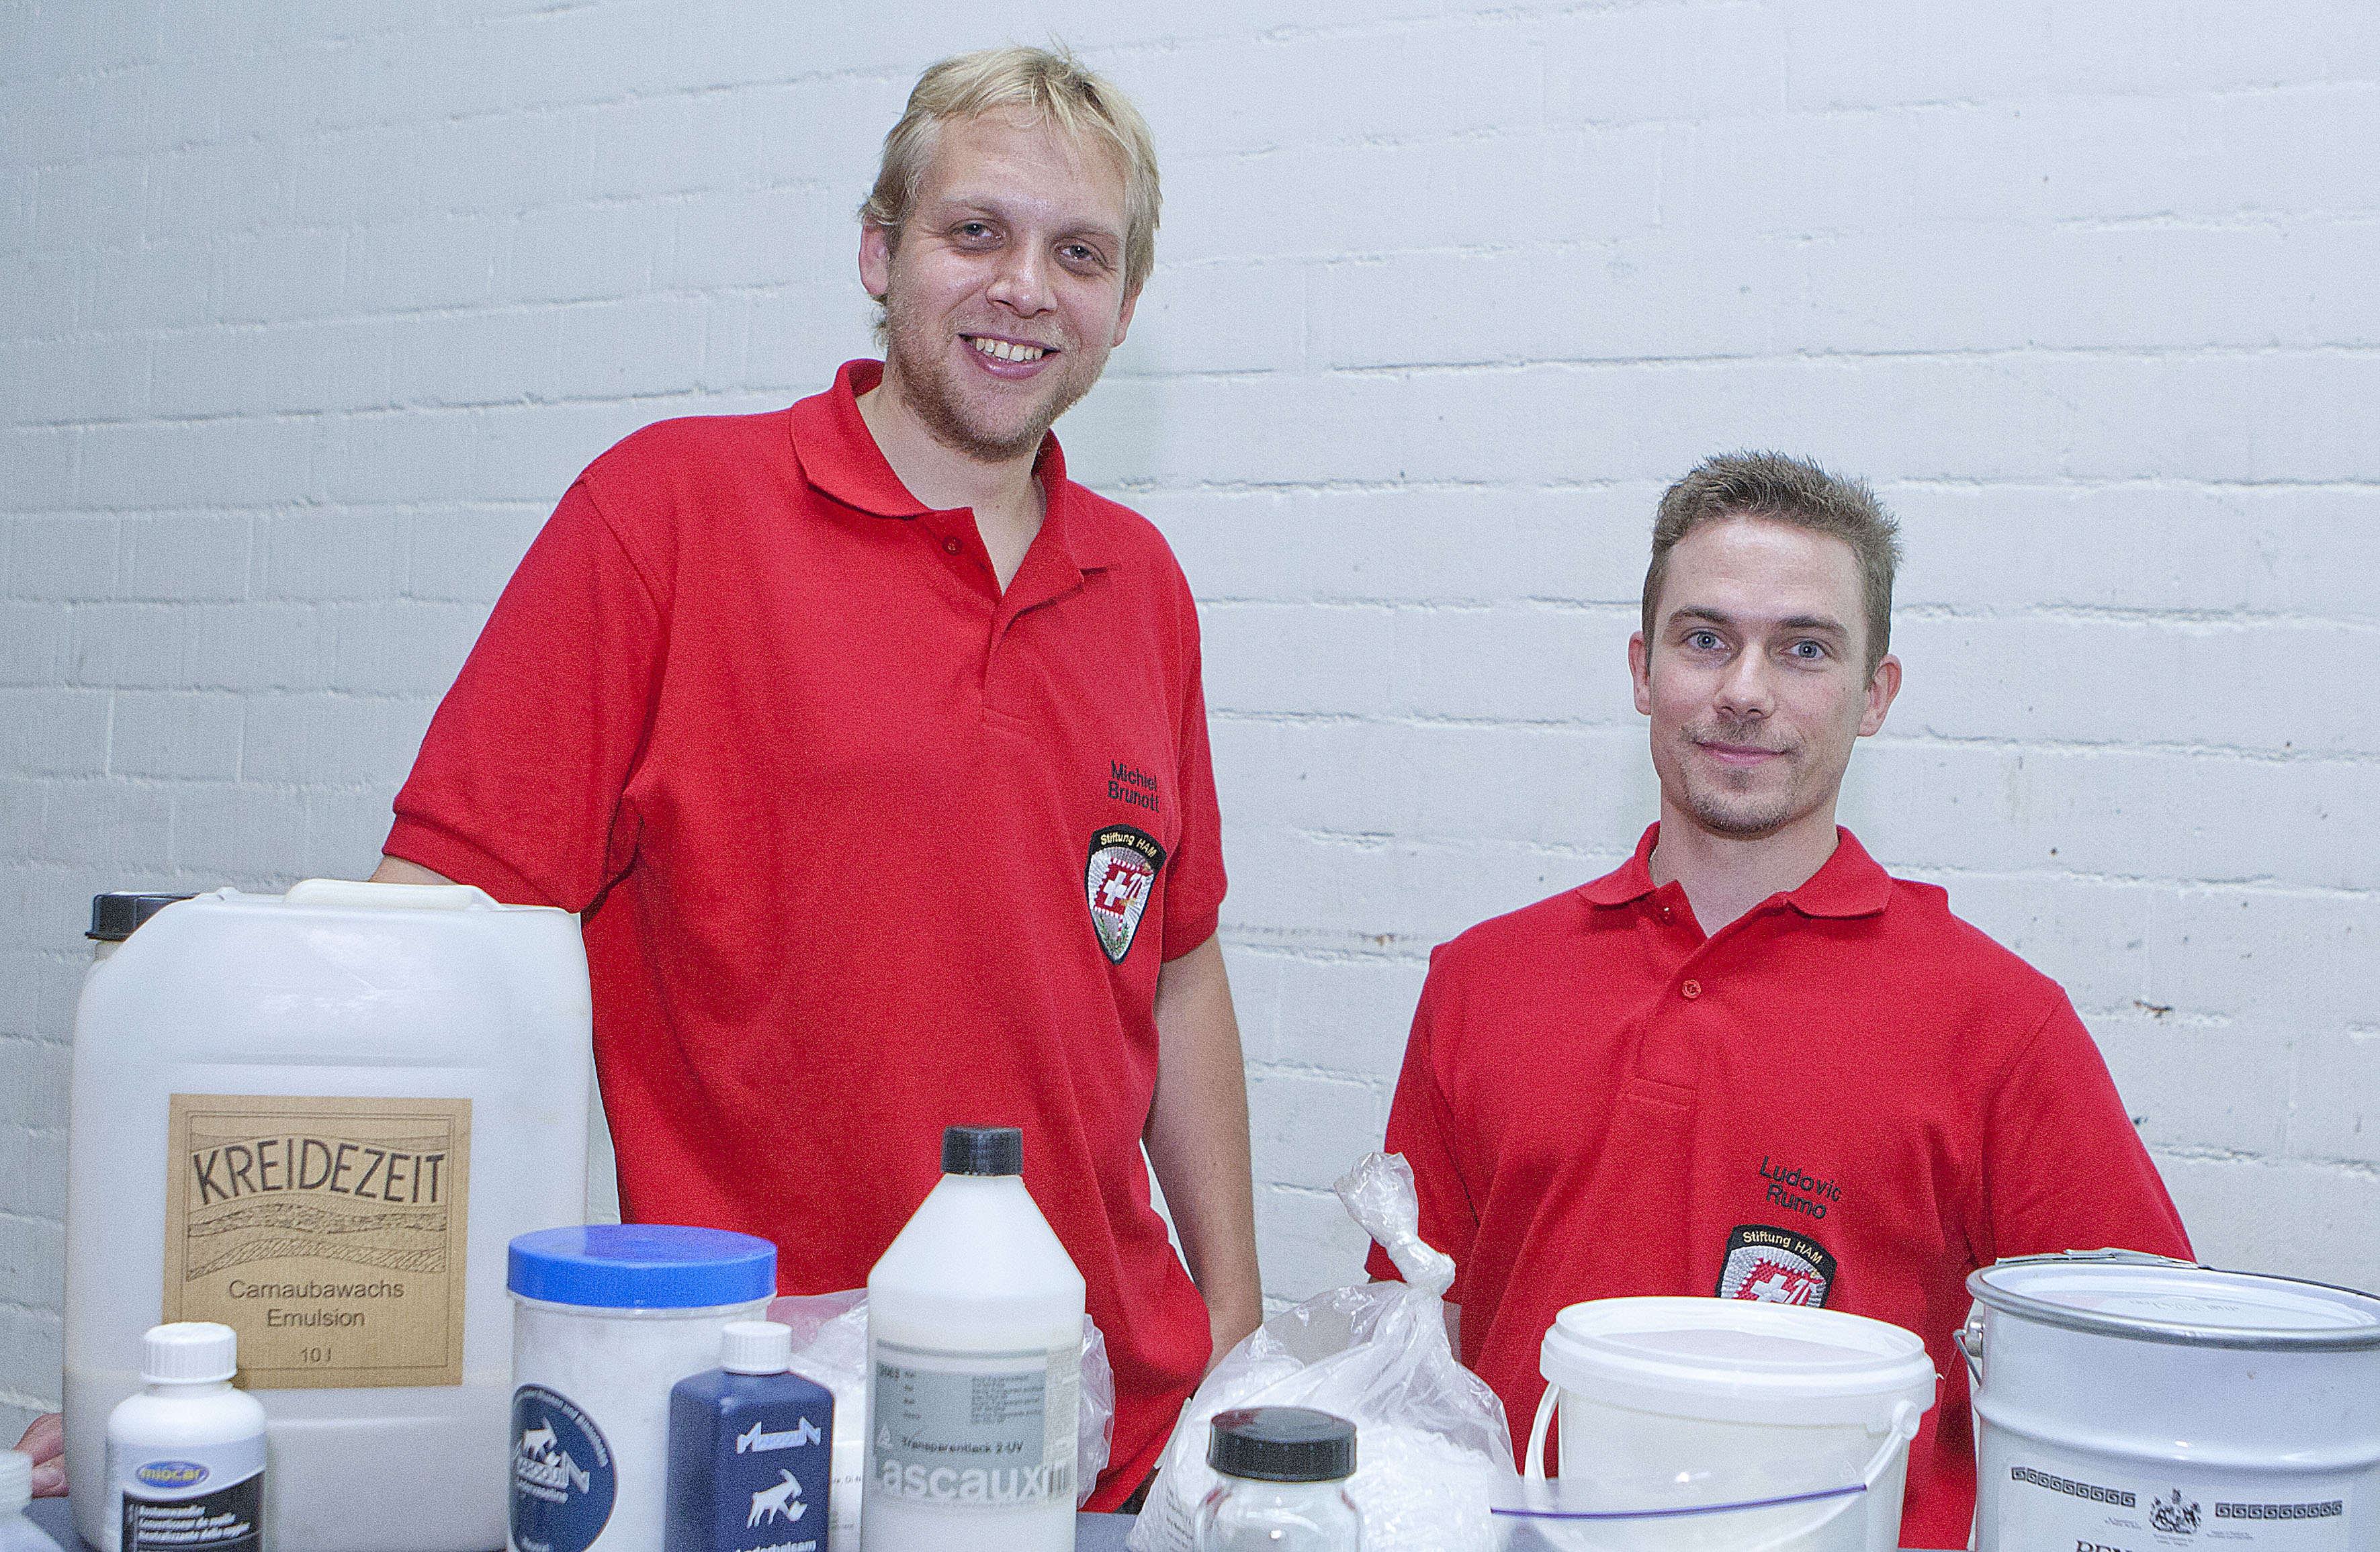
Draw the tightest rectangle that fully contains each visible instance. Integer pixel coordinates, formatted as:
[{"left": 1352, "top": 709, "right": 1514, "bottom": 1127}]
[
  {"left": 513, "top": 1384, "right": 617, "bottom": 1552},
  {"left": 132, "top": 1461, "right": 208, "bottom": 1490},
  {"left": 666, "top": 1369, "right": 834, "bottom": 1552}
]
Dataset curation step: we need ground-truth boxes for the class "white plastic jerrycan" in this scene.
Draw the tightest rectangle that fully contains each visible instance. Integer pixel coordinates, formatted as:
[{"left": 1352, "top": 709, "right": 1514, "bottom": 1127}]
[{"left": 64, "top": 880, "right": 593, "bottom": 1552}]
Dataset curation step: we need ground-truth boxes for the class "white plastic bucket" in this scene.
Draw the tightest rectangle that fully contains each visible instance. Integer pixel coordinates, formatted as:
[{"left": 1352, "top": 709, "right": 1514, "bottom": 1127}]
[
  {"left": 1966, "top": 1250, "right": 2380, "bottom": 1552},
  {"left": 1520, "top": 1297, "right": 1935, "bottom": 1552},
  {"left": 65, "top": 880, "right": 593, "bottom": 1552}
]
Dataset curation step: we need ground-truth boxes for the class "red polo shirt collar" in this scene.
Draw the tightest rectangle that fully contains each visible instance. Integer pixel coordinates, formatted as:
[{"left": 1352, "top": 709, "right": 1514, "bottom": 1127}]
[
  {"left": 785, "top": 358, "right": 1116, "bottom": 575},
  {"left": 1579, "top": 822, "right": 1894, "bottom": 920}
]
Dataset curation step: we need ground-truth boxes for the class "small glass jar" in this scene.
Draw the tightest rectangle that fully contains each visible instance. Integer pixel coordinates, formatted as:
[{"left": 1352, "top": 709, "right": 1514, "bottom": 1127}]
[{"left": 1192, "top": 1406, "right": 1361, "bottom": 1552}]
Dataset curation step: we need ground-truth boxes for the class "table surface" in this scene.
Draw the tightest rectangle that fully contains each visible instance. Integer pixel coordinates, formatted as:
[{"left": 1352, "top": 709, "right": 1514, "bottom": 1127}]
[{"left": 24, "top": 1496, "right": 1139, "bottom": 1551}]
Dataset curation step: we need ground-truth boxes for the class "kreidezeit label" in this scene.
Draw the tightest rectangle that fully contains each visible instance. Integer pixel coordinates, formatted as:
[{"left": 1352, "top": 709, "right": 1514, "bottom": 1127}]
[
  {"left": 2000, "top": 1454, "right": 2353, "bottom": 1552},
  {"left": 163, "top": 1094, "right": 471, "bottom": 1387}
]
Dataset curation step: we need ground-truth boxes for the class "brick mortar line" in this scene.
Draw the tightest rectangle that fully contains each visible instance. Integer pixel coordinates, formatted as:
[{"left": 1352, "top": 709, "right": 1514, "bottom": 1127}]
[
  {"left": 1192, "top": 598, "right": 2380, "bottom": 628},
  {"left": 1204, "top": 709, "right": 2380, "bottom": 763},
  {"left": 17, "top": 210, "right": 2375, "bottom": 280},
  {"left": 16, "top": 342, "right": 2380, "bottom": 394},
  {"left": 2154, "top": 1147, "right": 2380, "bottom": 1176},
  {"left": 1262, "top": 1183, "right": 1347, "bottom": 1201},
  {"left": 1245, "top": 1058, "right": 1389, "bottom": 1085},
  {"left": 2075, "top": 1006, "right": 2240, "bottom": 1028},
  {"left": 1892, "top": 865, "right": 2380, "bottom": 898},
  {"left": 1125, "top": 475, "right": 2380, "bottom": 494},
  {"left": 3, "top": 283, "right": 842, "bottom": 340},
  {"left": 13, "top": 66, "right": 2371, "bottom": 172},
  {"left": 1234, "top": 835, "right": 2380, "bottom": 898},
  {"left": 1224, "top": 944, "right": 1436, "bottom": 969}
]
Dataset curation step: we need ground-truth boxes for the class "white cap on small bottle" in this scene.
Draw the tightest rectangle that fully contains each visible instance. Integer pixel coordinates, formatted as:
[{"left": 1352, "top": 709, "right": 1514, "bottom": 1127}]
[
  {"left": 0, "top": 1447, "right": 32, "bottom": 1512},
  {"left": 142, "top": 1322, "right": 239, "bottom": 1384},
  {"left": 719, "top": 1320, "right": 792, "bottom": 1375}
]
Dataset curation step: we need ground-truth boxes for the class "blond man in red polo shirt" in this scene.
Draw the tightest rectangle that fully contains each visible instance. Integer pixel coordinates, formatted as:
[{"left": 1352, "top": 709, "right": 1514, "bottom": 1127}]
[
  {"left": 1368, "top": 453, "right": 2191, "bottom": 1548},
  {"left": 360, "top": 48, "right": 1260, "bottom": 1508}
]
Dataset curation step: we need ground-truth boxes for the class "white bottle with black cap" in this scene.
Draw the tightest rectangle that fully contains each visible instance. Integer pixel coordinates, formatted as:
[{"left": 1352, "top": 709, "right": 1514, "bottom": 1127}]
[
  {"left": 105, "top": 1322, "right": 267, "bottom": 1552},
  {"left": 1194, "top": 1407, "right": 1360, "bottom": 1552},
  {"left": 861, "top": 1125, "right": 1084, "bottom": 1552}
]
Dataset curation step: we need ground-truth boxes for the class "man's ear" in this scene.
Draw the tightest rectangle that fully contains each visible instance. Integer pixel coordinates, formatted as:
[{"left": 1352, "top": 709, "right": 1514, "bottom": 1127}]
[
  {"left": 1859, "top": 652, "right": 1902, "bottom": 737},
  {"left": 1110, "top": 279, "right": 1141, "bottom": 349},
  {"left": 1629, "top": 630, "right": 1653, "bottom": 716},
  {"left": 858, "top": 221, "right": 895, "bottom": 300}
]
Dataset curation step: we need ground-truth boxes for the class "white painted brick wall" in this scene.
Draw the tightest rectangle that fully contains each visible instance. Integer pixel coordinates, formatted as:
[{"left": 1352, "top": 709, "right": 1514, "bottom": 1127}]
[{"left": 5, "top": 0, "right": 2375, "bottom": 1440}]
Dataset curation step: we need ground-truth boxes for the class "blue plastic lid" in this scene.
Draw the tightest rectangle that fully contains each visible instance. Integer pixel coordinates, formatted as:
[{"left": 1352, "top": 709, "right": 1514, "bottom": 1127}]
[{"left": 507, "top": 1225, "right": 777, "bottom": 1310}]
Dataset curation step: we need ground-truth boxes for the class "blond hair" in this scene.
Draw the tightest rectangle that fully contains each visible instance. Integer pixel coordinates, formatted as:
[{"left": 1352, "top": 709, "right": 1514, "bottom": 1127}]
[{"left": 862, "top": 45, "right": 1160, "bottom": 295}]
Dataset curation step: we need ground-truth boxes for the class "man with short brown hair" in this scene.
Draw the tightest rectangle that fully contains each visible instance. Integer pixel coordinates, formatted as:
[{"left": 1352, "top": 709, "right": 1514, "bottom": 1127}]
[{"left": 1368, "top": 451, "right": 2191, "bottom": 1547}]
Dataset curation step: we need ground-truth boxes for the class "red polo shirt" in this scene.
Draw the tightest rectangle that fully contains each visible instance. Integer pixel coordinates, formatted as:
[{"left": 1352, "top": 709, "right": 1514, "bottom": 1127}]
[
  {"left": 1367, "top": 825, "right": 2189, "bottom": 1549},
  {"left": 387, "top": 360, "right": 1225, "bottom": 1503}
]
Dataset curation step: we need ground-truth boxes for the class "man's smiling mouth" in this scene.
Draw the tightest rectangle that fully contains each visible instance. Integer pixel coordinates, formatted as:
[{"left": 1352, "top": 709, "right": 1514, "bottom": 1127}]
[{"left": 967, "top": 335, "right": 1049, "bottom": 363}]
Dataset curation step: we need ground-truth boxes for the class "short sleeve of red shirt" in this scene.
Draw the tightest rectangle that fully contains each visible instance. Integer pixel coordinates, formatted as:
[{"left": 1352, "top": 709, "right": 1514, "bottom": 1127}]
[
  {"left": 1366, "top": 950, "right": 1479, "bottom": 1298},
  {"left": 387, "top": 480, "right": 662, "bottom": 908},
  {"left": 1157, "top": 595, "right": 1224, "bottom": 958},
  {"left": 1976, "top": 995, "right": 2190, "bottom": 1265}
]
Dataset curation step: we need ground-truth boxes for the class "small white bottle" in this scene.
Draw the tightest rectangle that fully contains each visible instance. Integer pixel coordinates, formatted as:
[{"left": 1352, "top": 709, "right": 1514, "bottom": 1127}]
[
  {"left": 106, "top": 1323, "right": 267, "bottom": 1552},
  {"left": 1193, "top": 1407, "right": 1361, "bottom": 1552},
  {"left": 1, "top": 1449, "right": 66, "bottom": 1552},
  {"left": 862, "top": 1126, "right": 1085, "bottom": 1552}
]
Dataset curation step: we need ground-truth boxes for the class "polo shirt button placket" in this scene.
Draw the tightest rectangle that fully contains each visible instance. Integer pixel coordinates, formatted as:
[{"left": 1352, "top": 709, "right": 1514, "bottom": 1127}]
[{"left": 942, "top": 535, "right": 963, "bottom": 555}]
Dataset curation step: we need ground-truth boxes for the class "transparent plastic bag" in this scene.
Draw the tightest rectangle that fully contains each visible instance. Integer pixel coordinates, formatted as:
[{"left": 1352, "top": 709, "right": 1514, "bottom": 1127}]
[
  {"left": 766, "top": 1288, "right": 1114, "bottom": 1541},
  {"left": 1128, "top": 1152, "right": 1514, "bottom": 1552}
]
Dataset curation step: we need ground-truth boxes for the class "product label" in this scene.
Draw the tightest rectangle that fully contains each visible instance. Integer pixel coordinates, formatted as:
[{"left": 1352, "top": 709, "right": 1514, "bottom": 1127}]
[
  {"left": 869, "top": 1338, "right": 1079, "bottom": 1508},
  {"left": 110, "top": 1434, "right": 264, "bottom": 1552},
  {"left": 699, "top": 1398, "right": 832, "bottom": 1552},
  {"left": 512, "top": 1384, "right": 617, "bottom": 1552},
  {"left": 162, "top": 1093, "right": 471, "bottom": 1388},
  {"left": 1998, "top": 1454, "right": 2353, "bottom": 1552}
]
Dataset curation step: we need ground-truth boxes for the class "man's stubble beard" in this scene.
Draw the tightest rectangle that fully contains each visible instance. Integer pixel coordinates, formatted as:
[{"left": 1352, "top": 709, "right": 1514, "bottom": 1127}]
[
  {"left": 1673, "top": 714, "right": 1804, "bottom": 838},
  {"left": 878, "top": 286, "right": 1103, "bottom": 465}
]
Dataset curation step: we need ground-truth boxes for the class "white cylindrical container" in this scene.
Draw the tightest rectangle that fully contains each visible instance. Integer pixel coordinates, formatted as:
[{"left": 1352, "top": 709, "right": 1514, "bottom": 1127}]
[
  {"left": 105, "top": 1323, "right": 269, "bottom": 1552},
  {"left": 65, "top": 881, "right": 594, "bottom": 1552},
  {"left": 863, "top": 1126, "right": 1086, "bottom": 1552},
  {"left": 1524, "top": 1297, "right": 1935, "bottom": 1552},
  {"left": 1194, "top": 1407, "right": 1360, "bottom": 1552},
  {"left": 1, "top": 1447, "right": 65, "bottom": 1552},
  {"left": 1966, "top": 1250, "right": 2380, "bottom": 1552},
  {"left": 507, "top": 1224, "right": 777, "bottom": 1552}
]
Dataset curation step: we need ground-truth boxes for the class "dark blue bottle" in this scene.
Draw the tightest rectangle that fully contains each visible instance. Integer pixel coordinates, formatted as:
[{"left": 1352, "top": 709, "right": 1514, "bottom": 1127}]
[{"left": 666, "top": 1321, "right": 835, "bottom": 1552}]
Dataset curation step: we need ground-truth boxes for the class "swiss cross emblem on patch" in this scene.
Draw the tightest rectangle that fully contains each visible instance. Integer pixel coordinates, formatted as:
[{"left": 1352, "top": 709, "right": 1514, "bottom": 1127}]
[
  {"left": 1086, "top": 825, "right": 1167, "bottom": 964},
  {"left": 1716, "top": 1224, "right": 1838, "bottom": 1307}
]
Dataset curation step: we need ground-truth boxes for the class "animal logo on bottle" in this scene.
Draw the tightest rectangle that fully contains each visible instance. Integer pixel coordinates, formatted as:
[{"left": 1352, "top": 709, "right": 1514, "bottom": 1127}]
[{"left": 747, "top": 1470, "right": 807, "bottom": 1527}]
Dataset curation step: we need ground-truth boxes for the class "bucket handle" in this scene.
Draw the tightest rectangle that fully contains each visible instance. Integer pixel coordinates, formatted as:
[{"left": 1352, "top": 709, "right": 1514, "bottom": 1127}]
[
  {"left": 1522, "top": 1389, "right": 1923, "bottom": 1494},
  {"left": 1959, "top": 1307, "right": 1986, "bottom": 1389},
  {"left": 1524, "top": 1383, "right": 1558, "bottom": 1481}
]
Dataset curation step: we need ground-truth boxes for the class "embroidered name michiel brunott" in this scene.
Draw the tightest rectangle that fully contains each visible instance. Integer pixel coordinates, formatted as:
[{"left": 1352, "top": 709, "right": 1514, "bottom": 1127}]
[{"left": 1086, "top": 825, "right": 1165, "bottom": 964}]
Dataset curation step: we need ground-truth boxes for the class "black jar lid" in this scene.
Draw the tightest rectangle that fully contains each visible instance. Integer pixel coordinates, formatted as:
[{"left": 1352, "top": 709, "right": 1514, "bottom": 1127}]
[
  {"left": 942, "top": 1124, "right": 1024, "bottom": 1177},
  {"left": 1206, "top": 1406, "right": 1357, "bottom": 1483},
  {"left": 89, "top": 893, "right": 197, "bottom": 942}
]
